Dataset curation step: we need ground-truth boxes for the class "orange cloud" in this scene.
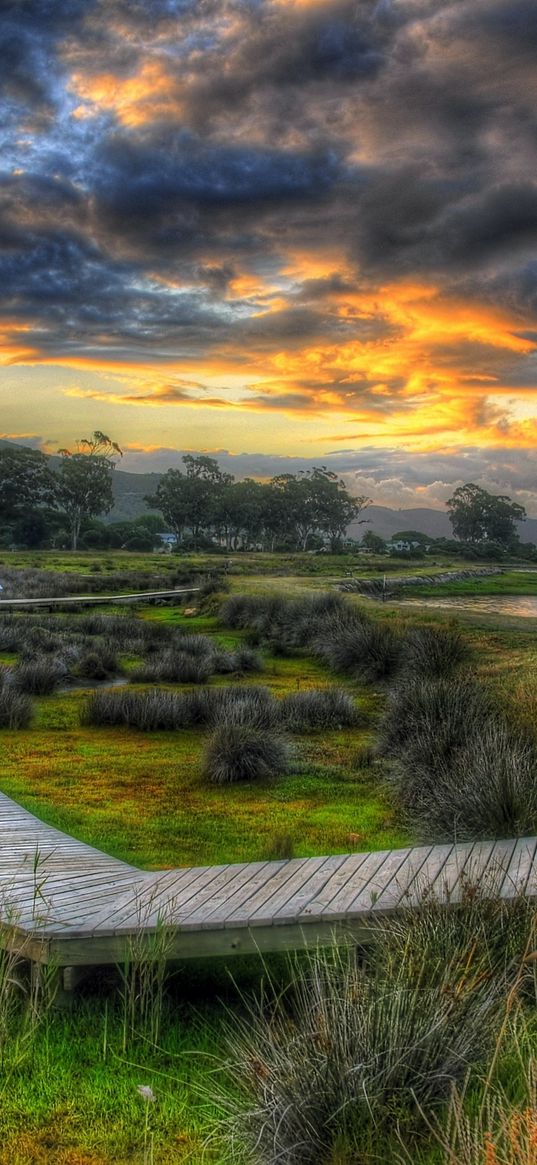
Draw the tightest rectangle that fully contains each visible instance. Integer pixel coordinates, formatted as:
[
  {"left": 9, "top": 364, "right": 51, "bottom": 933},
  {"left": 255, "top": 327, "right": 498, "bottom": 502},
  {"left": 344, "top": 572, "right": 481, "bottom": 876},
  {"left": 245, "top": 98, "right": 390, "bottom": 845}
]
[{"left": 70, "top": 60, "right": 183, "bottom": 127}]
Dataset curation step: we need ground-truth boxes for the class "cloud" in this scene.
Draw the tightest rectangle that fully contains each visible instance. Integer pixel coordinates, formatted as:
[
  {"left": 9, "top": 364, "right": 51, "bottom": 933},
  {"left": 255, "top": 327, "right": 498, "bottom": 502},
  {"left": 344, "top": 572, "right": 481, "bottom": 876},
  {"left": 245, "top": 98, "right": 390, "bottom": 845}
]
[{"left": 1, "top": 0, "right": 537, "bottom": 474}]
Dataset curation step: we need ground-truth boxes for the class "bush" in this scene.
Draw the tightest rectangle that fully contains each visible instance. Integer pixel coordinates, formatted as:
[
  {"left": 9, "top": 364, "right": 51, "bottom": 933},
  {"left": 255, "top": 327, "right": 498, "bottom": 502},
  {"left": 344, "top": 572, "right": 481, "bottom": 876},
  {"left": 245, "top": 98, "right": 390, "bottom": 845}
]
[
  {"left": 315, "top": 612, "right": 401, "bottom": 682},
  {"left": 280, "top": 687, "right": 358, "bottom": 731},
  {"left": 82, "top": 688, "right": 195, "bottom": 731},
  {"left": 12, "top": 657, "right": 66, "bottom": 694},
  {"left": 400, "top": 625, "right": 470, "bottom": 678},
  {"left": 197, "top": 685, "right": 280, "bottom": 729},
  {"left": 217, "top": 894, "right": 528, "bottom": 1164},
  {"left": 130, "top": 650, "right": 213, "bottom": 684},
  {"left": 213, "top": 646, "right": 264, "bottom": 675},
  {"left": 404, "top": 719, "right": 537, "bottom": 840},
  {"left": 378, "top": 676, "right": 494, "bottom": 766},
  {"left": 0, "top": 619, "right": 23, "bottom": 653},
  {"left": 0, "top": 686, "right": 33, "bottom": 728},
  {"left": 203, "top": 725, "right": 291, "bottom": 784},
  {"left": 77, "top": 642, "right": 120, "bottom": 680}
]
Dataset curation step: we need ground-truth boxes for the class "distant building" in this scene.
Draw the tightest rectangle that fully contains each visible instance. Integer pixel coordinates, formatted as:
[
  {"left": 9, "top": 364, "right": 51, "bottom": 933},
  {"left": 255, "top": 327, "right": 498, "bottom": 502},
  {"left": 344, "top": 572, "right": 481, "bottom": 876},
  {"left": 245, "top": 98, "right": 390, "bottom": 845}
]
[
  {"left": 156, "top": 532, "right": 178, "bottom": 550},
  {"left": 386, "top": 539, "right": 431, "bottom": 553}
]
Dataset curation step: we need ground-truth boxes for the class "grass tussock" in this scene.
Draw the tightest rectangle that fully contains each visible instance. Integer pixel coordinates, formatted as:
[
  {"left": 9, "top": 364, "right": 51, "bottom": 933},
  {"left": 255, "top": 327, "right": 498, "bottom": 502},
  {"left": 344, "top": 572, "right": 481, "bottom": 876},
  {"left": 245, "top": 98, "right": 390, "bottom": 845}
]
[
  {"left": 130, "top": 648, "right": 213, "bottom": 684},
  {"left": 216, "top": 893, "right": 534, "bottom": 1165},
  {"left": 81, "top": 687, "right": 196, "bottom": 731},
  {"left": 399, "top": 624, "right": 471, "bottom": 678},
  {"left": 203, "top": 725, "right": 292, "bottom": 784},
  {"left": 380, "top": 677, "right": 537, "bottom": 840},
  {"left": 280, "top": 687, "right": 359, "bottom": 731},
  {"left": 12, "top": 657, "right": 66, "bottom": 694},
  {"left": 0, "top": 684, "right": 33, "bottom": 728}
]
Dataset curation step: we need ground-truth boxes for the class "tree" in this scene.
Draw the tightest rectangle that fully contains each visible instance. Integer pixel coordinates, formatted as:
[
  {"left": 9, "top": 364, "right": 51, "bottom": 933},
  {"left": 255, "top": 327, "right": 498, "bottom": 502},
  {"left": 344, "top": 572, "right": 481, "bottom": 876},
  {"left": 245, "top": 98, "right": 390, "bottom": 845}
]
[
  {"left": 361, "top": 530, "right": 386, "bottom": 553},
  {"left": 308, "top": 467, "right": 371, "bottom": 551},
  {"left": 447, "top": 483, "right": 526, "bottom": 549},
  {"left": 147, "top": 455, "right": 234, "bottom": 549},
  {"left": 55, "top": 431, "right": 122, "bottom": 550},
  {"left": 0, "top": 445, "right": 56, "bottom": 524}
]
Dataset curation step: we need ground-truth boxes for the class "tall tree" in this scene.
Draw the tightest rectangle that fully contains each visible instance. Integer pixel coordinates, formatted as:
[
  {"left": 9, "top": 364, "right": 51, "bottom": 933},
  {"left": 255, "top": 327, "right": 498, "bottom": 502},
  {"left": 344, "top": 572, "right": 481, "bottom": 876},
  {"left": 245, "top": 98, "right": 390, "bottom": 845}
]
[
  {"left": 308, "top": 467, "right": 371, "bottom": 551},
  {"left": 55, "top": 431, "right": 122, "bottom": 550},
  {"left": 447, "top": 483, "right": 526, "bottom": 548},
  {"left": 0, "top": 445, "right": 56, "bottom": 524},
  {"left": 147, "top": 455, "right": 234, "bottom": 548}
]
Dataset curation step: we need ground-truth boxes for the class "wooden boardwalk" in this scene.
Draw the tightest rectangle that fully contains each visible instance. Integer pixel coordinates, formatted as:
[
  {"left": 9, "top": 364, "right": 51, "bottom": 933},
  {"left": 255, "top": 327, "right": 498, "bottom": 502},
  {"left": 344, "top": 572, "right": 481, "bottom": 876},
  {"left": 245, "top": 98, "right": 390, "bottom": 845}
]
[
  {"left": 1, "top": 792, "right": 536, "bottom": 982},
  {"left": 0, "top": 587, "right": 199, "bottom": 610}
]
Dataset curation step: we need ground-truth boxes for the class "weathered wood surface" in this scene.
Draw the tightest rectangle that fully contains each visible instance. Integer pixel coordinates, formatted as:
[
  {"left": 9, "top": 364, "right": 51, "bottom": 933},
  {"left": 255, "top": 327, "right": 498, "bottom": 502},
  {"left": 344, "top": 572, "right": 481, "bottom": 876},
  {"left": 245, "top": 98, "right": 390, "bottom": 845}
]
[
  {"left": 0, "top": 587, "right": 199, "bottom": 610},
  {"left": 0, "top": 791, "right": 535, "bottom": 968}
]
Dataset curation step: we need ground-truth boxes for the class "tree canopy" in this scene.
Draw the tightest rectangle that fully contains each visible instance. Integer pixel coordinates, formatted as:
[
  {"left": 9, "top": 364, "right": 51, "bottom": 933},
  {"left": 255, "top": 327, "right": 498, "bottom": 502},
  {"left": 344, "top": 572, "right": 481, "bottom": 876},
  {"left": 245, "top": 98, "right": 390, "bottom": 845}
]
[
  {"left": 447, "top": 483, "right": 526, "bottom": 549},
  {"left": 55, "top": 432, "right": 122, "bottom": 550},
  {"left": 148, "top": 459, "right": 367, "bottom": 551}
]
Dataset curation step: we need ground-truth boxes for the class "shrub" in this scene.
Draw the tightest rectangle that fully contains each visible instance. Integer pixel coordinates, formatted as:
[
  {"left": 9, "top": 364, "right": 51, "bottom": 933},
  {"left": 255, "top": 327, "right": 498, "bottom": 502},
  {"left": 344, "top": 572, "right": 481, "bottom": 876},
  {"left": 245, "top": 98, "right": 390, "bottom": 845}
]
[
  {"left": 378, "top": 675, "right": 494, "bottom": 765},
  {"left": 217, "top": 894, "right": 528, "bottom": 1165},
  {"left": 173, "top": 633, "right": 214, "bottom": 658},
  {"left": 315, "top": 612, "right": 401, "bottom": 682},
  {"left": 196, "top": 685, "right": 280, "bottom": 729},
  {"left": 280, "top": 687, "right": 358, "bottom": 731},
  {"left": 130, "top": 650, "right": 213, "bottom": 685},
  {"left": 12, "top": 657, "right": 66, "bottom": 694},
  {"left": 203, "top": 725, "right": 291, "bottom": 784},
  {"left": 0, "top": 686, "right": 33, "bottom": 728},
  {"left": 400, "top": 625, "right": 470, "bottom": 678},
  {"left": 77, "top": 642, "right": 120, "bottom": 680},
  {"left": 404, "top": 719, "right": 537, "bottom": 840},
  {"left": 0, "top": 620, "right": 23, "bottom": 653},
  {"left": 82, "top": 688, "right": 195, "bottom": 731}
]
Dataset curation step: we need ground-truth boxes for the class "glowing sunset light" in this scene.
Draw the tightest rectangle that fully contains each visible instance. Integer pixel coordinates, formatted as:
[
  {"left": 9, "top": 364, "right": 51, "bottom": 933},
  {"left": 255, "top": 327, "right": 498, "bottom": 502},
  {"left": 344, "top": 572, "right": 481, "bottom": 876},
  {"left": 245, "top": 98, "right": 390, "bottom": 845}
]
[{"left": 1, "top": 0, "right": 537, "bottom": 510}]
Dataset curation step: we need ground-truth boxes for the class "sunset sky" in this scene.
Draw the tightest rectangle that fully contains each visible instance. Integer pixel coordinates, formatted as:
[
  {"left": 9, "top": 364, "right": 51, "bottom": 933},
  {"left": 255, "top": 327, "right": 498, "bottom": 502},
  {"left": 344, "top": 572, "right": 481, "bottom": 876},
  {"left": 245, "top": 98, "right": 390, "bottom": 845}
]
[{"left": 2, "top": 0, "right": 537, "bottom": 509}]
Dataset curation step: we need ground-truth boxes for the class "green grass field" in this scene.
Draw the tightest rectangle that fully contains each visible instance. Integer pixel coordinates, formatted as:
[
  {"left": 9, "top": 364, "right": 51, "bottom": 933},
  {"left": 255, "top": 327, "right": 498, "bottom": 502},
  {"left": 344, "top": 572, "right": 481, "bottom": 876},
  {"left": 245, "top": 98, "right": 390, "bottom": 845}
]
[{"left": 2, "top": 551, "right": 537, "bottom": 1162}]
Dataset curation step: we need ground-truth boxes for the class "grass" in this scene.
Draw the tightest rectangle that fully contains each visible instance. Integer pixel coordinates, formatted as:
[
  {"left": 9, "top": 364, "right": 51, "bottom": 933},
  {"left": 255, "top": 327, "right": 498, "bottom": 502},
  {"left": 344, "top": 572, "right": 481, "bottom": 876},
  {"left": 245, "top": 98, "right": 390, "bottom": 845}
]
[
  {"left": 4, "top": 556, "right": 537, "bottom": 1162},
  {"left": 407, "top": 569, "right": 537, "bottom": 598},
  {"left": 0, "top": 990, "right": 227, "bottom": 1164},
  {"left": 0, "top": 680, "right": 399, "bottom": 867}
]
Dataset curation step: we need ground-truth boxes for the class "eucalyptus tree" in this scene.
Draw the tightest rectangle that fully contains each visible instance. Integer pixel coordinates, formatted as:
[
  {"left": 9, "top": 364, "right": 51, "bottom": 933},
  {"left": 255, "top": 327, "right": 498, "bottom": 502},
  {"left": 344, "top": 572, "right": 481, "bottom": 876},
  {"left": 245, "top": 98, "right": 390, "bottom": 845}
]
[{"left": 55, "top": 431, "right": 122, "bottom": 550}]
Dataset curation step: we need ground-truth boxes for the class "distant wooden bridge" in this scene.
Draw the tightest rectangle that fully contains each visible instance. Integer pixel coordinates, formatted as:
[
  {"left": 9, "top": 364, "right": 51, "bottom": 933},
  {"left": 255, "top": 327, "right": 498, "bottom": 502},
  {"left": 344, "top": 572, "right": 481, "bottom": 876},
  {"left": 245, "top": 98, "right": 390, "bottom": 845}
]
[
  {"left": 0, "top": 587, "right": 200, "bottom": 610},
  {"left": 1, "top": 791, "right": 536, "bottom": 1003}
]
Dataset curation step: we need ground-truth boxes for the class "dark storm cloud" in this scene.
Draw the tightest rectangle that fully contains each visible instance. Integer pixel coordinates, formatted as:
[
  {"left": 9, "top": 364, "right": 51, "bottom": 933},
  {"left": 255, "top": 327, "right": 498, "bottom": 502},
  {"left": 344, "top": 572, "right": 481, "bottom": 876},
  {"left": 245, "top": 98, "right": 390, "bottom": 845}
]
[
  {"left": 1, "top": 0, "right": 537, "bottom": 396},
  {"left": 1, "top": 1, "right": 93, "bottom": 117}
]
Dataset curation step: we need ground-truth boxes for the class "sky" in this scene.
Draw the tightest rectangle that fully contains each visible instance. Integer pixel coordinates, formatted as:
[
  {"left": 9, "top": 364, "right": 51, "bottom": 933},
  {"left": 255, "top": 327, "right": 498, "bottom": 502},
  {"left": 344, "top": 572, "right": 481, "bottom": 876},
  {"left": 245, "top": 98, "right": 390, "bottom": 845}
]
[{"left": 2, "top": 0, "right": 537, "bottom": 510}]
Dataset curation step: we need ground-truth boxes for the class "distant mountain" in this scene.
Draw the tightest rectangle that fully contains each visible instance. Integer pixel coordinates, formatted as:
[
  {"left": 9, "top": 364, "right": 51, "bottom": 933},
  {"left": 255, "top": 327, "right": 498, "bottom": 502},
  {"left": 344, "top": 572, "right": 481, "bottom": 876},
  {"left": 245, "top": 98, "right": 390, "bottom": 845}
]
[
  {"left": 349, "top": 505, "right": 452, "bottom": 541},
  {"left": 350, "top": 505, "right": 537, "bottom": 545}
]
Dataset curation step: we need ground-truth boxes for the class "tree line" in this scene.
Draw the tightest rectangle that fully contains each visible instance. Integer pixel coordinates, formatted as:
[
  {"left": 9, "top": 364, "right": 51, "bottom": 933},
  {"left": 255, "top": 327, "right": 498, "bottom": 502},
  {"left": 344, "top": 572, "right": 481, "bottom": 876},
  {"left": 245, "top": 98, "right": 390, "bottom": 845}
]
[
  {"left": 0, "top": 440, "right": 370, "bottom": 553},
  {"left": 0, "top": 435, "right": 533, "bottom": 557},
  {"left": 147, "top": 456, "right": 371, "bottom": 551}
]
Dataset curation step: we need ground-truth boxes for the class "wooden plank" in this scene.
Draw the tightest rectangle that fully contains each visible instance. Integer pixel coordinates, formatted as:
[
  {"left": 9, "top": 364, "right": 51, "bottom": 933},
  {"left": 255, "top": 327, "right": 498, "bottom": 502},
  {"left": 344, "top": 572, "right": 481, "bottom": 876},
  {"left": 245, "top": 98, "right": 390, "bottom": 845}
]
[
  {"left": 499, "top": 838, "right": 537, "bottom": 899},
  {"left": 177, "top": 862, "right": 271, "bottom": 930},
  {"left": 223, "top": 857, "right": 312, "bottom": 927},
  {"left": 274, "top": 854, "right": 350, "bottom": 924},
  {"left": 345, "top": 846, "right": 410, "bottom": 916},
  {"left": 370, "top": 845, "right": 435, "bottom": 913},
  {"left": 299, "top": 852, "right": 373, "bottom": 922}
]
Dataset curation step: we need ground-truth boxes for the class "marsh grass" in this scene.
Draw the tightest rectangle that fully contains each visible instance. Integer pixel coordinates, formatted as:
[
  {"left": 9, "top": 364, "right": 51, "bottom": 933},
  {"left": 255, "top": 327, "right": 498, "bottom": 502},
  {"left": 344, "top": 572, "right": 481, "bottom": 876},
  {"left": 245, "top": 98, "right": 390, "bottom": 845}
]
[
  {"left": 399, "top": 624, "right": 471, "bottom": 679},
  {"left": 12, "top": 658, "right": 66, "bottom": 695},
  {"left": 0, "top": 685, "right": 33, "bottom": 728},
  {"left": 280, "top": 687, "right": 359, "bottom": 731},
  {"left": 380, "top": 677, "right": 537, "bottom": 840},
  {"left": 82, "top": 686, "right": 196, "bottom": 730},
  {"left": 203, "top": 725, "right": 292, "bottom": 784},
  {"left": 214, "top": 894, "right": 536, "bottom": 1165}
]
